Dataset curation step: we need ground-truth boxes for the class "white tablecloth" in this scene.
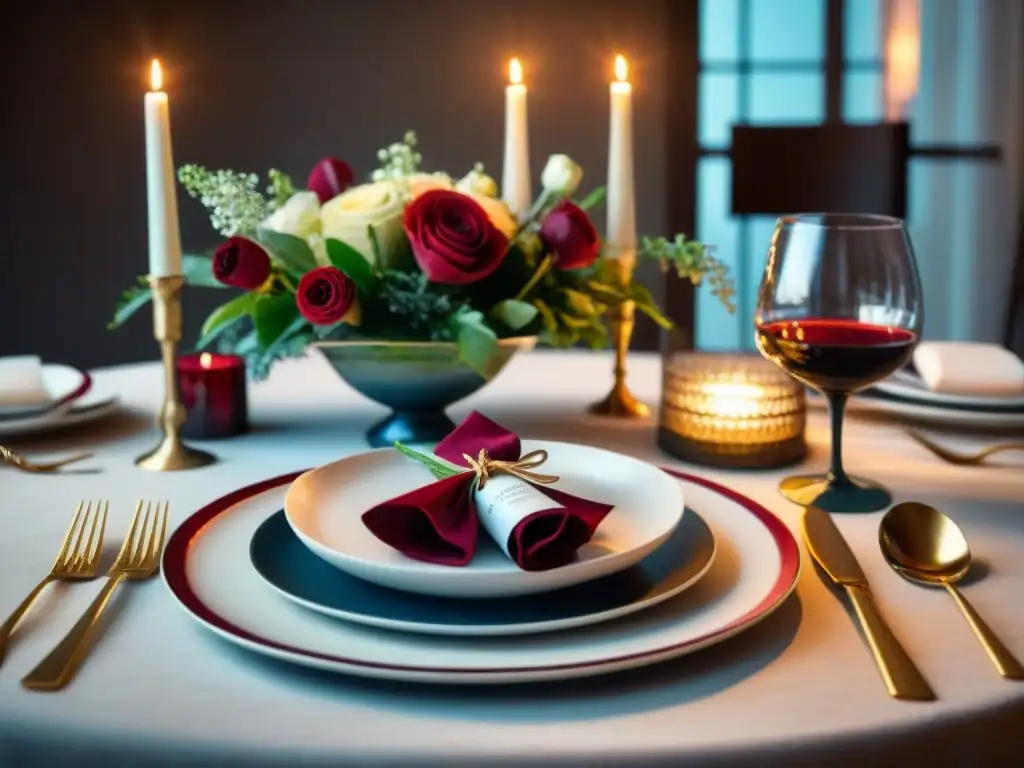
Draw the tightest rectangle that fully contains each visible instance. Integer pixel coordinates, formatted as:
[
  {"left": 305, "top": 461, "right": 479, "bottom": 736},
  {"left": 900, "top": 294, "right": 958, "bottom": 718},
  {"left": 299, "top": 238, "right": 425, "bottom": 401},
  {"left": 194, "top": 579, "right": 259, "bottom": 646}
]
[{"left": 1, "top": 351, "right": 1022, "bottom": 766}]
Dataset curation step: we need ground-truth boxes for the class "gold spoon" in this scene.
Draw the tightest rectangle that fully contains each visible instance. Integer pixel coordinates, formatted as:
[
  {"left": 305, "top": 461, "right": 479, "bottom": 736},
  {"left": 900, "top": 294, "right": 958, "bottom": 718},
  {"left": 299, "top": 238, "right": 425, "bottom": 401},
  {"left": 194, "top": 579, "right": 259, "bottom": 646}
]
[
  {"left": 880, "top": 502, "right": 1024, "bottom": 679},
  {"left": 0, "top": 445, "right": 93, "bottom": 473}
]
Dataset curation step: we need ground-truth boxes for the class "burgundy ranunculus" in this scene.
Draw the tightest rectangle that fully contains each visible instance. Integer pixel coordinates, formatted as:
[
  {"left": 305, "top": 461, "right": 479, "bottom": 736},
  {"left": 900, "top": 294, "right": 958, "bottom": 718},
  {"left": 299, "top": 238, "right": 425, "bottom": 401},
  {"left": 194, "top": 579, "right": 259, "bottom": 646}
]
[
  {"left": 212, "top": 237, "right": 272, "bottom": 289},
  {"left": 403, "top": 190, "right": 508, "bottom": 285},
  {"left": 539, "top": 201, "right": 600, "bottom": 270},
  {"left": 307, "top": 157, "right": 355, "bottom": 203},
  {"left": 296, "top": 266, "right": 359, "bottom": 325}
]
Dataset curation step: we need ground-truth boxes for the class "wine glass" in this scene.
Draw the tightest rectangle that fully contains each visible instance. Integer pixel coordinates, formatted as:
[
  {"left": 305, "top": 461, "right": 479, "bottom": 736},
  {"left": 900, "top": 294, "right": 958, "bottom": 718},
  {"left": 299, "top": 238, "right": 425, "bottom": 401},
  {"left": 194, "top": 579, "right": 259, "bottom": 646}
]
[{"left": 754, "top": 214, "right": 923, "bottom": 513}]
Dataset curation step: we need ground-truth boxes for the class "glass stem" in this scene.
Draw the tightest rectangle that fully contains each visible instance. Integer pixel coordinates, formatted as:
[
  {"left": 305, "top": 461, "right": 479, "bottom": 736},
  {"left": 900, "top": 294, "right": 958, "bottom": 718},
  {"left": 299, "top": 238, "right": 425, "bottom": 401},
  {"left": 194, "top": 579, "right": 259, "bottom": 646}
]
[{"left": 826, "top": 393, "right": 851, "bottom": 487}]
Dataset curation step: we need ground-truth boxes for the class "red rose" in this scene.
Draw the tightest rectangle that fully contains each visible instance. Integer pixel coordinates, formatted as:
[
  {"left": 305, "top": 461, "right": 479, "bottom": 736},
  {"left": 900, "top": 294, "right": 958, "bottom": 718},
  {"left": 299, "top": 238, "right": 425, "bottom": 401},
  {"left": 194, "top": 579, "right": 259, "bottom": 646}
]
[
  {"left": 212, "top": 237, "right": 272, "bottom": 289},
  {"left": 297, "top": 266, "right": 360, "bottom": 325},
  {"left": 403, "top": 190, "right": 508, "bottom": 285},
  {"left": 540, "top": 201, "right": 600, "bottom": 270},
  {"left": 308, "top": 157, "right": 355, "bottom": 204}
]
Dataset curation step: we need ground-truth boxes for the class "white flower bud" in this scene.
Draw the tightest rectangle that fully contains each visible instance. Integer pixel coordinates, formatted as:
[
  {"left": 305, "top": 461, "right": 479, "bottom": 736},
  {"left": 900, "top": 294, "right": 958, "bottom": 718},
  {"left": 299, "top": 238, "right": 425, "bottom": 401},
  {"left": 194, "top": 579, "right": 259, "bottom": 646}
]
[{"left": 541, "top": 154, "right": 583, "bottom": 197}]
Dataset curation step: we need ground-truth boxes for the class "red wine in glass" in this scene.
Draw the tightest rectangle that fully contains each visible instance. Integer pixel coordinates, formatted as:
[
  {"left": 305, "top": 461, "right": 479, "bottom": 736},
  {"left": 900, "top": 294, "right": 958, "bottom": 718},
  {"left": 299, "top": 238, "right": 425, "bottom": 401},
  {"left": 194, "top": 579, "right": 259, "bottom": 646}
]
[
  {"left": 756, "top": 319, "right": 918, "bottom": 394},
  {"left": 754, "top": 213, "right": 923, "bottom": 513}
]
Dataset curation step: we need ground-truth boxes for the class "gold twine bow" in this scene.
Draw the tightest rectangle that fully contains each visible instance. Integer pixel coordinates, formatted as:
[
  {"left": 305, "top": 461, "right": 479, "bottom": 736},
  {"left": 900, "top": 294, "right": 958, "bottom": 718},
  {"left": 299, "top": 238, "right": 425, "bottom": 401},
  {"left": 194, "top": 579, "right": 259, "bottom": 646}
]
[{"left": 462, "top": 448, "right": 559, "bottom": 490}]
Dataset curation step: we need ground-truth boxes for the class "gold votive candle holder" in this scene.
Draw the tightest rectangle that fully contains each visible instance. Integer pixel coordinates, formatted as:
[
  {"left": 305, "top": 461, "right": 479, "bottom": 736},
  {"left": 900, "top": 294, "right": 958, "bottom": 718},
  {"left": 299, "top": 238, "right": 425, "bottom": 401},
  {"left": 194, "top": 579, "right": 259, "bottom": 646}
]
[{"left": 658, "top": 353, "right": 806, "bottom": 469}]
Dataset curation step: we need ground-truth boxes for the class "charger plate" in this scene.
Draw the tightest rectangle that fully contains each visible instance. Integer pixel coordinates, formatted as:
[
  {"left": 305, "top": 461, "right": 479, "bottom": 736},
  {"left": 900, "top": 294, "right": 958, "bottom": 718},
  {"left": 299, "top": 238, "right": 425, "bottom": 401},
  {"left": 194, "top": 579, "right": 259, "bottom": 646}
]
[
  {"left": 284, "top": 442, "right": 685, "bottom": 598},
  {"left": 162, "top": 468, "right": 800, "bottom": 684},
  {"left": 250, "top": 506, "right": 716, "bottom": 636}
]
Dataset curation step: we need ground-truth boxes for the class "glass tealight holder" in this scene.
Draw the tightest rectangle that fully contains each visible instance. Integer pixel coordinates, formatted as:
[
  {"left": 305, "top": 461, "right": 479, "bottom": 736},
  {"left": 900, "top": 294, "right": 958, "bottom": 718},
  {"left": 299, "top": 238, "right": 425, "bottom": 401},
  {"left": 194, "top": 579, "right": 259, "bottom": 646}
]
[{"left": 659, "top": 352, "right": 807, "bottom": 469}]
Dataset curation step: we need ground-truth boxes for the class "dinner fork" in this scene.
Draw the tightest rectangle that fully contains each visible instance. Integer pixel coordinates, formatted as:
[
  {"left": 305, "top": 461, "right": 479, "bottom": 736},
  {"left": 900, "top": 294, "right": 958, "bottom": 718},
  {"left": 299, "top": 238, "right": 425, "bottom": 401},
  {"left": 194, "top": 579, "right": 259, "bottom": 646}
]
[
  {"left": 0, "top": 501, "right": 107, "bottom": 666},
  {"left": 0, "top": 445, "right": 94, "bottom": 473},
  {"left": 907, "top": 429, "right": 1024, "bottom": 466},
  {"left": 22, "top": 500, "right": 169, "bottom": 691}
]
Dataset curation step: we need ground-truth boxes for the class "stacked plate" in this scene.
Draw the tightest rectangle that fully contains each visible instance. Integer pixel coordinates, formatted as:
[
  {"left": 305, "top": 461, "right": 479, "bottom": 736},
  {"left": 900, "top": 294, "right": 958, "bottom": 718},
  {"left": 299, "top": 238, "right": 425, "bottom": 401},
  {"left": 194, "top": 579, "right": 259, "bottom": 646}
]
[
  {"left": 860, "top": 368, "right": 1024, "bottom": 429},
  {"left": 0, "top": 361, "right": 121, "bottom": 437},
  {"left": 162, "top": 441, "right": 800, "bottom": 684}
]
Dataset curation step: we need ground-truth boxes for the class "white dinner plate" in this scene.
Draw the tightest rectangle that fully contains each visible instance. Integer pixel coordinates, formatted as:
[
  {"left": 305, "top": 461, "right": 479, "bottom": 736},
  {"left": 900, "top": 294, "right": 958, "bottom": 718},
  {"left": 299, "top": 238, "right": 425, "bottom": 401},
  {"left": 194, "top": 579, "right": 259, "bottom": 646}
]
[
  {"left": 249, "top": 506, "right": 716, "bottom": 636},
  {"left": 844, "top": 390, "right": 1024, "bottom": 430},
  {"left": 0, "top": 386, "right": 120, "bottom": 437},
  {"left": 0, "top": 363, "right": 91, "bottom": 418},
  {"left": 873, "top": 369, "right": 1024, "bottom": 411},
  {"left": 162, "top": 468, "right": 800, "bottom": 685},
  {"left": 283, "top": 442, "right": 685, "bottom": 598}
]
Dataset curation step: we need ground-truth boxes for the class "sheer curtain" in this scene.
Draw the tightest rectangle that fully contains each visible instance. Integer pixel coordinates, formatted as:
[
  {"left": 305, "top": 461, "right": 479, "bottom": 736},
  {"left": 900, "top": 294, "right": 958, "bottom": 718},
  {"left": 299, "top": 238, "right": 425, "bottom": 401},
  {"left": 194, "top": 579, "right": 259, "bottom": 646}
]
[{"left": 894, "top": 0, "right": 1023, "bottom": 342}]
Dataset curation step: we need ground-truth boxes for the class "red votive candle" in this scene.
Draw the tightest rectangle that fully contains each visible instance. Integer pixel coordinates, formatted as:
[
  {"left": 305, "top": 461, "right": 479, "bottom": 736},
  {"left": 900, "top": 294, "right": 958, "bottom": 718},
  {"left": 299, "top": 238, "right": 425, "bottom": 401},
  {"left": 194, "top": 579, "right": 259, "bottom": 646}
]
[{"left": 177, "top": 353, "right": 248, "bottom": 439}]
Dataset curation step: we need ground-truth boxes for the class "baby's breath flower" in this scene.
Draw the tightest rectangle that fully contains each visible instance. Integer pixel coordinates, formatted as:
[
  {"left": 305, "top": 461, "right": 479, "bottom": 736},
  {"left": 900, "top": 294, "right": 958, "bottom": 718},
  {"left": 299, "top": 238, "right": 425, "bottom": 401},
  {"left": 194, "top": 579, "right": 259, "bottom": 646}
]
[{"left": 178, "top": 164, "right": 268, "bottom": 237}]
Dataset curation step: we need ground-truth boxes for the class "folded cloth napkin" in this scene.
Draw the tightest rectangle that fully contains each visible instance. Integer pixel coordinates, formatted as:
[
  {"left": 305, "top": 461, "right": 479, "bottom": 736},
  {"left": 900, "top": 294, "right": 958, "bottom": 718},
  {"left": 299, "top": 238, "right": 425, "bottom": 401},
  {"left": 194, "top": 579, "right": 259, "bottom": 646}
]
[
  {"left": 0, "top": 355, "right": 50, "bottom": 407},
  {"left": 913, "top": 342, "right": 1024, "bottom": 396},
  {"left": 362, "top": 412, "right": 614, "bottom": 570}
]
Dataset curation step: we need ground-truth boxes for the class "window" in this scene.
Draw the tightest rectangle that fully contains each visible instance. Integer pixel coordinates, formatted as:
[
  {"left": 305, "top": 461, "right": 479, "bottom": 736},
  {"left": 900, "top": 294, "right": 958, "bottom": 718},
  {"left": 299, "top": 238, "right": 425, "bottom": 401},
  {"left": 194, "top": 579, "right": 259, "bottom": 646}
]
[{"left": 696, "top": 0, "right": 886, "bottom": 350}]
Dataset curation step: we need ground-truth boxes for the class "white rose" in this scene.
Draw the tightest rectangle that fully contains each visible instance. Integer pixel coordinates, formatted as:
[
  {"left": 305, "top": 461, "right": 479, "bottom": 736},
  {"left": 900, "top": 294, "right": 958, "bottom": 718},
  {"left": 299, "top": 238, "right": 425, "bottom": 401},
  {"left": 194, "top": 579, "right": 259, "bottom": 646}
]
[
  {"left": 455, "top": 164, "right": 499, "bottom": 198},
  {"left": 320, "top": 181, "right": 406, "bottom": 265},
  {"left": 541, "top": 154, "right": 583, "bottom": 197},
  {"left": 262, "top": 191, "right": 321, "bottom": 239}
]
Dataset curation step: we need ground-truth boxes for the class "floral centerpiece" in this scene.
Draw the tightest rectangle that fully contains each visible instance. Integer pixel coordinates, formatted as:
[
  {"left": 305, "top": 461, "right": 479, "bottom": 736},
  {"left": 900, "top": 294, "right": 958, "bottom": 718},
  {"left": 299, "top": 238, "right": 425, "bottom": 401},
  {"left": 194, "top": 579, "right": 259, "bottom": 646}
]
[{"left": 111, "top": 131, "right": 734, "bottom": 381}]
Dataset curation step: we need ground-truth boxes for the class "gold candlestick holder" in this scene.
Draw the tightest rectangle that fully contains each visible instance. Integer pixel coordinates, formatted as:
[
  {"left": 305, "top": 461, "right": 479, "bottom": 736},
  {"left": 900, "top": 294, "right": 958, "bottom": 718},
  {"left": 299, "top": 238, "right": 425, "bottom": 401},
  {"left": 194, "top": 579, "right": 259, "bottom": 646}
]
[
  {"left": 588, "top": 248, "right": 650, "bottom": 418},
  {"left": 136, "top": 275, "right": 216, "bottom": 472}
]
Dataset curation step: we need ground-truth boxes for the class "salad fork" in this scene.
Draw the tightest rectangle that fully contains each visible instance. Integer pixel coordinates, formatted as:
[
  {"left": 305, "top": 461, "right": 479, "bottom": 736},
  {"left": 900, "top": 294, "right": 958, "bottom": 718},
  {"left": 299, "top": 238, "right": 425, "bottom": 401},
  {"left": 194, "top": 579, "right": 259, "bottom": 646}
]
[
  {"left": 22, "top": 499, "right": 169, "bottom": 691},
  {"left": 907, "top": 429, "right": 1024, "bottom": 466},
  {"left": 0, "top": 500, "right": 108, "bottom": 665},
  {"left": 0, "top": 445, "right": 93, "bottom": 473}
]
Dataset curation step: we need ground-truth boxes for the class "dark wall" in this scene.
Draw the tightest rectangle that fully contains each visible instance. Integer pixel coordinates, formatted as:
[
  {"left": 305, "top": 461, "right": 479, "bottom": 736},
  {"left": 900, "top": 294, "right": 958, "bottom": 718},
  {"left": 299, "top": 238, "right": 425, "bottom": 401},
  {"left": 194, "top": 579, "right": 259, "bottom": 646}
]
[{"left": 0, "top": 0, "right": 675, "bottom": 369}]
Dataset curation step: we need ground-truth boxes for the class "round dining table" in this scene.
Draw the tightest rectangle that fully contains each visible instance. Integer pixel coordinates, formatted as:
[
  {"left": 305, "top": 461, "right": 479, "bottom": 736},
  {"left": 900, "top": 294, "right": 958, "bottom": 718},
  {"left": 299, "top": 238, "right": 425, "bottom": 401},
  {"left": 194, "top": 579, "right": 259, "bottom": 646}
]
[{"left": 1, "top": 350, "right": 1022, "bottom": 766}]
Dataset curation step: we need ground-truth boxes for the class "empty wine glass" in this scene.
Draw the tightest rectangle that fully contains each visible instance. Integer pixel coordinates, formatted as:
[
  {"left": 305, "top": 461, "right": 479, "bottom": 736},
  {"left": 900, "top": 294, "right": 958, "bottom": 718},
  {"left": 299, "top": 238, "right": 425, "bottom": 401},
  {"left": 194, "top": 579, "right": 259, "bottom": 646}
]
[{"left": 754, "top": 214, "right": 924, "bottom": 513}]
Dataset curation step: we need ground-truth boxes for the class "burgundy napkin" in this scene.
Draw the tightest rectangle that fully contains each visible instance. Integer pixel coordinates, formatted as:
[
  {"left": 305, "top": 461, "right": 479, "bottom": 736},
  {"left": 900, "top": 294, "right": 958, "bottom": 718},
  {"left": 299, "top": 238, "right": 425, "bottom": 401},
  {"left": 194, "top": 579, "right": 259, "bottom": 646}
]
[{"left": 361, "top": 412, "right": 614, "bottom": 570}]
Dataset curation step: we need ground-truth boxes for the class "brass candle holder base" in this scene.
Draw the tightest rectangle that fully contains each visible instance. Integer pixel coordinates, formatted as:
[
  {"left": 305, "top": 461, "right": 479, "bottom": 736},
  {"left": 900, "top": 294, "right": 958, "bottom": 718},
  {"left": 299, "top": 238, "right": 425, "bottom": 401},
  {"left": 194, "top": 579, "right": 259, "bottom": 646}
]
[
  {"left": 135, "top": 275, "right": 216, "bottom": 472},
  {"left": 588, "top": 249, "right": 650, "bottom": 419}
]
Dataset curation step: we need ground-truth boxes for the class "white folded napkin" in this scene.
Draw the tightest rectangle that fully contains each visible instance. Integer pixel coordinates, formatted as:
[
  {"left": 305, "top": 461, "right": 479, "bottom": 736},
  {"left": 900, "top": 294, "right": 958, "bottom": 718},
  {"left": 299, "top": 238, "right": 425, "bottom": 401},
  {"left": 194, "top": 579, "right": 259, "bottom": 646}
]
[
  {"left": 0, "top": 355, "right": 51, "bottom": 407},
  {"left": 913, "top": 342, "right": 1024, "bottom": 396}
]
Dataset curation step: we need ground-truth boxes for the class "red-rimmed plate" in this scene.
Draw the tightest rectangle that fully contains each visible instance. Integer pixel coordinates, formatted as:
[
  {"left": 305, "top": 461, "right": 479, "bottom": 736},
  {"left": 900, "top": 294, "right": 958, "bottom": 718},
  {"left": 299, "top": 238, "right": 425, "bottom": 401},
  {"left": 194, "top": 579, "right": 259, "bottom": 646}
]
[
  {"left": 162, "top": 468, "right": 800, "bottom": 684},
  {"left": 0, "top": 362, "right": 92, "bottom": 418}
]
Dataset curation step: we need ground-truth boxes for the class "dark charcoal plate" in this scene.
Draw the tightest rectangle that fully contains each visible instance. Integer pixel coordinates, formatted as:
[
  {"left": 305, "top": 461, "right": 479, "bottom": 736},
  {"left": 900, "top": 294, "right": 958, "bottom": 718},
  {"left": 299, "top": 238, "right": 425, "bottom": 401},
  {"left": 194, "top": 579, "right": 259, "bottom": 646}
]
[{"left": 250, "top": 508, "right": 715, "bottom": 636}]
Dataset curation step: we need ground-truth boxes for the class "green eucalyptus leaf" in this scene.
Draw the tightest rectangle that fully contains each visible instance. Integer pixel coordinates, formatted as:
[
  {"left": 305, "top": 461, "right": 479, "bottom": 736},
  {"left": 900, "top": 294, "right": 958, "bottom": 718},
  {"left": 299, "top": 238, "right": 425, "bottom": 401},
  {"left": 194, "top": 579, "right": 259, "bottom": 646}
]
[
  {"left": 326, "top": 237, "right": 374, "bottom": 292},
  {"left": 183, "top": 253, "right": 226, "bottom": 288},
  {"left": 577, "top": 186, "right": 606, "bottom": 211},
  {"left": 107, "top": 281, "right": 153, "bottom": 330},
  {"left": 490, "top": 299, "right": 538, "bottom": 331},
  {"left": 200, "top": 292, "right": 258, "bottom": 338},
  {"left": 196, "top": 293, "right": 258, "bottom": 349},
  {"left": 252, "top": 292, "right": 301, "bottom": 349},
  {"left": 451, "top": 309, "right": 500, "bottom": 378},
  {"left": 256, "top": 228, "right": 317, "bottom": 274}
]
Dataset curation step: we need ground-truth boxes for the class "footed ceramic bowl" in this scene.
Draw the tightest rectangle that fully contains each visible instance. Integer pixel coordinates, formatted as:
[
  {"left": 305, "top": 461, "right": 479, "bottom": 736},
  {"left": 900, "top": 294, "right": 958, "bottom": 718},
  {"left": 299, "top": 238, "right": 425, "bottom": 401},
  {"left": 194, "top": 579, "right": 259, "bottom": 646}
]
[{"left": 314, "top": 337, "right": 537, "bottom": 447}]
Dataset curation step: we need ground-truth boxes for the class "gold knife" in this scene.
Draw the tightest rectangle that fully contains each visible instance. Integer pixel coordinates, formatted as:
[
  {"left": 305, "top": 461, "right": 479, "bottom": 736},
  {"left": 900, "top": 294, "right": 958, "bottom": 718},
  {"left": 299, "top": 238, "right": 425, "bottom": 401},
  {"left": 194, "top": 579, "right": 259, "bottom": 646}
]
[{"left": 802, "top": 506, "right": 935, "bottom": 701}]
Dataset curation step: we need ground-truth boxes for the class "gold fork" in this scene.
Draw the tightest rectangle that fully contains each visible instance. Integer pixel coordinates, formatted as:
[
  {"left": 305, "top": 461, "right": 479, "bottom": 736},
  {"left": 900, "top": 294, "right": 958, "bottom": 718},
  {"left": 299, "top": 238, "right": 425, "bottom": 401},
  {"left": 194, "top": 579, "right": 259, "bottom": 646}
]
[
  {"left": 908, "top": 429, "right": 1024, "bottom": 466},
  {"left": 0, "top": 445, "right": 94, "bottom": 473},
  {"left": 0, "top": 501, "right": 108, "bottom": 666},
  {"left": 22, "top": 500, "right": 169, "bottom": 691}
]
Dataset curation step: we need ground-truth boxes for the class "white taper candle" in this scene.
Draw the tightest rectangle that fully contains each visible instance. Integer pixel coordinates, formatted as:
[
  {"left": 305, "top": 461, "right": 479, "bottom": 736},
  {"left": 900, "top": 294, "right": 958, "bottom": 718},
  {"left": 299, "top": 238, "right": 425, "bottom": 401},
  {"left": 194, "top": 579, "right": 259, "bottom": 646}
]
[
  {"left": 145, "top": 59, "right": 183, "bottom": 278},
  {"left": 606, "top": 54, "right": 636, "bottom": 253},
  {"left": 501, "top": 58, "right": 532, "bottom": 218}
]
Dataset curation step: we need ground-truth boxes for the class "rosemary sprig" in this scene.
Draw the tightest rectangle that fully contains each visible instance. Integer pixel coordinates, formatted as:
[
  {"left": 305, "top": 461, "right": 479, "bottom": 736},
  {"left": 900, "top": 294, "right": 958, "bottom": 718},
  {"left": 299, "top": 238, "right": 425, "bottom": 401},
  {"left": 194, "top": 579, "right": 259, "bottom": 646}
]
[{"left": 393, "top": 442, "right": 463, "bottom": 479}]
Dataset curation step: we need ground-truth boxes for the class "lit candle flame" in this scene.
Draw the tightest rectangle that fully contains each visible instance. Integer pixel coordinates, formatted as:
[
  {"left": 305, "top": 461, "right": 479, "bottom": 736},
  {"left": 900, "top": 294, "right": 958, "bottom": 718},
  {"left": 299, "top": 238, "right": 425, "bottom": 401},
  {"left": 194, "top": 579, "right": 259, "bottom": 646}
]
[
  {"left": 509, "top": 58, "right": 522, "bottom": 86},
  {"left": 200, "top": 352, "right": 212, "bottom": 369},
  {"left": 150, "top": 59, "right": 163, "bottom": 91},
  {"left": 614, "top": 54, "right": 628, "bottom": 82}
]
